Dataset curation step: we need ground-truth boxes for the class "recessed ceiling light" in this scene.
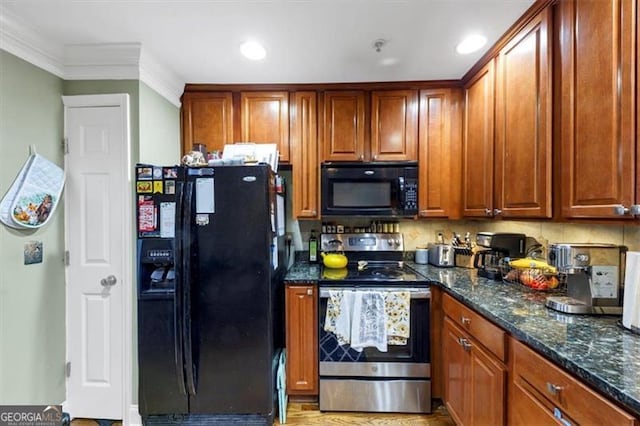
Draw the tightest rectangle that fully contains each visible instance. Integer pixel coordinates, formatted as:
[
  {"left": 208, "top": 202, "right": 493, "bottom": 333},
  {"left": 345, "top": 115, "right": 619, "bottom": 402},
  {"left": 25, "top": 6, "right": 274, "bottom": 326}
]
[
  {"left": 240, "top": 41, "right": 266, "bottom": 60},
  {"left": 456, "top": 35, "right": 487, "bottom": 55}
]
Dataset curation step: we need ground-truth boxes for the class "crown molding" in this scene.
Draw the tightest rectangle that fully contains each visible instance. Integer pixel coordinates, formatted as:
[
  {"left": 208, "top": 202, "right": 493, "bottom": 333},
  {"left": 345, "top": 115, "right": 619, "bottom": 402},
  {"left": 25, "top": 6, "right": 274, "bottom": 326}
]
[
  {"left": 0, "top": 10, "right": 183, "bottom": 107},
  {"left": 0, "top": 8, "right": 65, "bottom": 77},
  {"left": 139, "top": 50, "right": 184, "bottom": 107}
]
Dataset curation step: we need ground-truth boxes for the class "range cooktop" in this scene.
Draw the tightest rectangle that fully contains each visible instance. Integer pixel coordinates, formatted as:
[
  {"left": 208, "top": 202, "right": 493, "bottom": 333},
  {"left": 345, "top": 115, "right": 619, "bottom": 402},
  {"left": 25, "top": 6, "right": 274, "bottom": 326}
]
[{"left": 320, "top": 261, "right": 424, "bottom": 285}]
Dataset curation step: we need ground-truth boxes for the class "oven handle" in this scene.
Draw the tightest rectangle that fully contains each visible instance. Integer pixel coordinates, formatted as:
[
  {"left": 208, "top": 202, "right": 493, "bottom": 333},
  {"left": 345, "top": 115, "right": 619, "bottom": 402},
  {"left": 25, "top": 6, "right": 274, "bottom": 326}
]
[{"left": 319, "top": 287, "right": 430, "bottom": 299}]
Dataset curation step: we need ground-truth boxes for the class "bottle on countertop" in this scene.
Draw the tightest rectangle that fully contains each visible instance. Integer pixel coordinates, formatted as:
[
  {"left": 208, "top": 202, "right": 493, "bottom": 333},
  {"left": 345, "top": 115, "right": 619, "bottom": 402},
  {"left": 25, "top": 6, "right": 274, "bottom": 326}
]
[{"left": 308, "top": 230, "right": 318, "bottom": 263}]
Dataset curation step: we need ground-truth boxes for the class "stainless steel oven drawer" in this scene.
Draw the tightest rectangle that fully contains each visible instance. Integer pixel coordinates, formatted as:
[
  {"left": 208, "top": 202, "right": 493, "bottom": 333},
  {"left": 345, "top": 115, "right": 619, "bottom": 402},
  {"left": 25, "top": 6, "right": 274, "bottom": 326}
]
[{"left": 320, "top": 378, "right": 431, "bottom": 413}]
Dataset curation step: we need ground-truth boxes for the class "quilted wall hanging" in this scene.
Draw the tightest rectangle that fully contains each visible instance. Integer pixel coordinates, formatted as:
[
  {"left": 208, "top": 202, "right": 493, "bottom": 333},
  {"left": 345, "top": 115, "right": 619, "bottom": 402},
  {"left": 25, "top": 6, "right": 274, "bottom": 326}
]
[{"left": 0, "top": 149, "right": 65, "bottom": 229}]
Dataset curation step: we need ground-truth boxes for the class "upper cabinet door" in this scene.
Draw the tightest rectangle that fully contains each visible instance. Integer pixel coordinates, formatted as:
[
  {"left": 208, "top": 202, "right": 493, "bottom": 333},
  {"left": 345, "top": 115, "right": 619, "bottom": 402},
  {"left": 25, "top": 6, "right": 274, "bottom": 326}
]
[
  {"left": 240, "top": 91, "right": 290, "bottom": 163},
  {"left": 291, "top": 91, "right": 319, "bottom": 219},
  {"left": 558, "top": 0, "right": 636, "bottom": 219},
  {"left": 418, "top": 88, "right": 462, "bottom": 218},
  {"left": 321, "top": 90, "right": 366, "bottom": 162},
  {"left": 495, "top": 8, "right": 552, "bottom": 218},
  {"left": 181, "top": 92, "right": 234, "bottom": 155},
  {"left": 462, "top": 60, "right": 495, "bottom": 218},
  {"left": 370, "top": 90, "right": 418, "bottom": 161}
]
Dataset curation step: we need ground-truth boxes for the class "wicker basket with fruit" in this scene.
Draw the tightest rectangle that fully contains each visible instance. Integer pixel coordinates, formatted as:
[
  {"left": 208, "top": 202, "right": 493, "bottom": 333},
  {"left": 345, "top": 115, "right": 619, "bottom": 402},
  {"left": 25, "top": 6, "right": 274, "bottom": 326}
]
[{"left": 501, "top": 258, "right": 565, "bottom": 291}]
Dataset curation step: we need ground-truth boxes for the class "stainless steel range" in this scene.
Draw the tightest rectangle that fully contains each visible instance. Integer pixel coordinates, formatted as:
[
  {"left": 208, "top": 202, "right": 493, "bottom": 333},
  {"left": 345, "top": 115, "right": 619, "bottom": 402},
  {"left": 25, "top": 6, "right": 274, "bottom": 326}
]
[{"left": 318, "top": 233, "right": 431, "bottom": 414}]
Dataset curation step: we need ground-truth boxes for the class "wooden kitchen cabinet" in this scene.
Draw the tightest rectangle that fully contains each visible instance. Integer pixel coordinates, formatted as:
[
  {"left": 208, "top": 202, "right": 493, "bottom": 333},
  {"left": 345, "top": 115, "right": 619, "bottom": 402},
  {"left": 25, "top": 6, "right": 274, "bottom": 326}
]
[
  {"left": 442, "top": 293, "right": 507, "bottom": 426},
  {"left": 321, "top": 90, "right": 366, "bottom": 162},
  {"left": 557, "top": 0, "right": 636, "bottom": 219},
  {"left": 462, "top": 60, "right": 495, "bottom": 218},
  {"left": 181, "top": 91, "right": 234, "bottom": 155},
  {"left": 509, "top": 338, "right": 638, "bottom": 425},
  {"left": 462, "top": 6, "right": 553, "bottom": 220},
  {"left": 417, "top": 88, "right": 462, "bottom": 218},
  {"left": 370, "top": 90, "right": 418, "bottom": 161},
  {"left": 285, "top": 283, "right": 318, "bottom": 395},
  {"left": 290, "top": 91, "right": 319, "bottom": 219},
  {"left": 495, "top": 7, "right": 552, "bottom": 219},
  {"left": 443, "top": 316, "right": 507, "bottom": 426},
  {"left": 240, "top": 91, "right": 290, "bottom": 163},
  {"left": 321, "top": 89, "right": 418, "bottom": 162}
]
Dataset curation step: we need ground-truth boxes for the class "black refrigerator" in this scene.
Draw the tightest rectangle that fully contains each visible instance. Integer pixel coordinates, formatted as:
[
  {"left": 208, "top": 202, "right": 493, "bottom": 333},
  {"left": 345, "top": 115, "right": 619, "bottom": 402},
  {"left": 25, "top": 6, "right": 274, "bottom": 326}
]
[{"left": 136, "top": 164, "right": 286, "bottom": 425}]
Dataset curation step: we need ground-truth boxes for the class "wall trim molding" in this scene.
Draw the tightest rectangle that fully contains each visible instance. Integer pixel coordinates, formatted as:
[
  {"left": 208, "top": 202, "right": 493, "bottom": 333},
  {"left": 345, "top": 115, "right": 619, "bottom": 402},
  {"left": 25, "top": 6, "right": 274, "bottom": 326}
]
[
  {"left": 1, "top": 12, "right": 183, "bottom": 106},
  {"left": 129, "top": 405, "right": 142, "bottom": 426}
]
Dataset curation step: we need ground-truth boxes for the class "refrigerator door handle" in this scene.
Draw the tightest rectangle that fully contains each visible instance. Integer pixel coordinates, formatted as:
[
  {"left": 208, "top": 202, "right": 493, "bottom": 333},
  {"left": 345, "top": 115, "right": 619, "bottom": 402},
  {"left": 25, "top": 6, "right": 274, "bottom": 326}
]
[
  {"left": 174, "top": 181, "right": 187, "bottom": 395},
  {"left": 182, "top": 180, "right": 197, "bottom": 396}
]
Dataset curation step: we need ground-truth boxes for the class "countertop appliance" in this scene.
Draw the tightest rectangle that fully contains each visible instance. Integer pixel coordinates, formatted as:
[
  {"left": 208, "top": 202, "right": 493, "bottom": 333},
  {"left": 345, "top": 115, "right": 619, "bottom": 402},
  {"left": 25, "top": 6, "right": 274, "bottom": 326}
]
[
  {"left": 474, "top": 232, "right": 526, "bottom": 280},
  {"left": 318, "top": 233, "right": 431, "bottom": 414},
  {"left": 321, "top": 162, "right": 418, "bottom": 217},
  {"left": 428, "top": 244, "right": 455, "bottom": 267},
  {"left": 136, "top": 164, "right": 286, "bottom": 424},
  {"left": 545, "top": 243, "right": 627, "bottom": 315}
]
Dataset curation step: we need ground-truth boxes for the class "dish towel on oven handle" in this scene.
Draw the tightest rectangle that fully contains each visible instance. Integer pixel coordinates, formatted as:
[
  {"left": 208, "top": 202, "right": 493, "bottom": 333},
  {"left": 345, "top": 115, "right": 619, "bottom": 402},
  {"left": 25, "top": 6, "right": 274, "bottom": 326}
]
[
  {"left": 324, "top": 290, "right": 354, "bottom": 346},
  {"left": 350, "top": 291, "right": 387, "bottom": 352},
  {"left": 324, "top": 290, "right": 411, "bottom": 350},
  {"left": 385, "top": 291, "right": 411, "bottom": 345}
]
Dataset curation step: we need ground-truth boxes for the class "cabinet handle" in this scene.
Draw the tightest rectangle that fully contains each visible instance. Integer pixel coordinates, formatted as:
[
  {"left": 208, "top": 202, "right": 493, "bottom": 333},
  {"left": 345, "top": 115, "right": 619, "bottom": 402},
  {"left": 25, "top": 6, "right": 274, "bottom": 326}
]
[
  {"left": 484, "top": 208, "right": 493, "bottom": 216},
  {"left": 458, "top": 337, "right": 472, "bottom": 352},
  {"left": 546, "top": 382, "right": 563, "bottom": 395},
  {"left": 461, "top": 316, "right": 471, "bottom": 326},
  {"left": 493, "top": 208, "right": 502, "bottom": 216},
  {"left": 306, "top": 288, "right": 313, "bottom": 296}
]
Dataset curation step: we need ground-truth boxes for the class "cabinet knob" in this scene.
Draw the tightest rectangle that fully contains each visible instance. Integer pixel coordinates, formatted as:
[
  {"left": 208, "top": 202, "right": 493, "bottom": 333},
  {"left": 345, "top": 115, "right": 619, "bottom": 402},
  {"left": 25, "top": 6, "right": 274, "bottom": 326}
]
[
  {"left": 546, "top": 382, "right": 563, "bottom": 395},
  {"left": 306, "top": 288, "right": 313, "bottom": 296},
  {"left": 373, "top": 155, "right": 378, "bottom": 161},
  {"left": 461, "top": 316, "right": 471, "bottom": 326},
  {"left": 493, "top": 208, "right": 502, "bottom": 216},
  {"left": 359, "top": 154, "right": 365, "bottom": 161},
  {"left": 631, "top": 205, "right": 640, "bottom": 216},
  {"left": 614, "top": 205, "right": 630, "bottom": 215},
  {"left": 484, "top": 208, "right": 493, "bottom": 216}
]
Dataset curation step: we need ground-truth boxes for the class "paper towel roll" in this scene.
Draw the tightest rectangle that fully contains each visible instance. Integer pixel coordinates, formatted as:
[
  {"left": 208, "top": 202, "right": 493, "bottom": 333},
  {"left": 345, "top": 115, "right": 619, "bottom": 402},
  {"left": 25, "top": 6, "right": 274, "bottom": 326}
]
[{"left": 622, "top": 251, "right": 640, "bottom": 330}]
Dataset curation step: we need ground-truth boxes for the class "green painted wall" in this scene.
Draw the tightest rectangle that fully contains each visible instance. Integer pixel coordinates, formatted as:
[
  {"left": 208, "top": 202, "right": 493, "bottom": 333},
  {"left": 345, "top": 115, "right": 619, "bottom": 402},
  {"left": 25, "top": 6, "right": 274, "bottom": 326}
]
[
  {"left": 0, "top": 50, "right": 66, "bottom": 404},
  {"left": 139, "top": 82, "right": 180, "bottom": 165}
]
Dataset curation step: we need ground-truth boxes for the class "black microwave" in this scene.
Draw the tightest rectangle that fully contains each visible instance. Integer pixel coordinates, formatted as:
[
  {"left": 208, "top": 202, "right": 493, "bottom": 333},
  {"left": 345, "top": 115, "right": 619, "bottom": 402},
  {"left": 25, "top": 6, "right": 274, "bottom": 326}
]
[{"left": 321, "top": 162, "right": 418, "bottom": 217}]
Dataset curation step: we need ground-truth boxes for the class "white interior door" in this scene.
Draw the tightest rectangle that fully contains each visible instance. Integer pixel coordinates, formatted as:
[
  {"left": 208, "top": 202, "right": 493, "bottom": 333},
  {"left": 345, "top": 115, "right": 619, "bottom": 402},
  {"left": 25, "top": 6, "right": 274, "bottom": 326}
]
[{"left": 64, "top": 95, "right": 131, "bottom": 421}]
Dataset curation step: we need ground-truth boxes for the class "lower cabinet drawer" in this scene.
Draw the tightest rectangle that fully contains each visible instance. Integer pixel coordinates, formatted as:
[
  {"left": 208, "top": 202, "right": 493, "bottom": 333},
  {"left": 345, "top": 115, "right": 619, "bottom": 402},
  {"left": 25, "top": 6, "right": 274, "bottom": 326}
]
[
  {"left": 511, "top": 339, "right": 637, "bottom": 425},
  {"left": 443, "top": 293, "right": 506, "bottom": 361}
]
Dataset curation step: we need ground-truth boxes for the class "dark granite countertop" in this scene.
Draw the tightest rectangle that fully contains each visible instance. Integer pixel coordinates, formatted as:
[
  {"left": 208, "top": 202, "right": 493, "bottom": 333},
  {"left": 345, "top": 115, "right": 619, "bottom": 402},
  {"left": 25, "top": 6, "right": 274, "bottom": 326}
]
[{"left": 284, "top": 261, "right": 640, "bottom": 416}]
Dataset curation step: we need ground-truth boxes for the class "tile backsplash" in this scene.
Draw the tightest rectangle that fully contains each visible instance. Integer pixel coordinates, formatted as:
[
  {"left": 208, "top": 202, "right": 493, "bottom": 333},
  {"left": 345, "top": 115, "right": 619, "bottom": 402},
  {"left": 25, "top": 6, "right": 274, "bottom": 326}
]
[{"left": 291, "top": 218, "right": 639, "bottom": 254}]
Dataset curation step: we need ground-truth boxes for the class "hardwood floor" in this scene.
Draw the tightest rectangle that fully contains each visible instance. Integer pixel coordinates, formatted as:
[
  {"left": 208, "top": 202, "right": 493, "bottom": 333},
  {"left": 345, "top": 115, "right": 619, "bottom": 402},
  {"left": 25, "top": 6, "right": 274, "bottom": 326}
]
[
  {"left": 71, "top": 401, "right": 454, "bottom": 425},
  {"left": 283, "top": 401, "right": 455, "bottom": 425}
]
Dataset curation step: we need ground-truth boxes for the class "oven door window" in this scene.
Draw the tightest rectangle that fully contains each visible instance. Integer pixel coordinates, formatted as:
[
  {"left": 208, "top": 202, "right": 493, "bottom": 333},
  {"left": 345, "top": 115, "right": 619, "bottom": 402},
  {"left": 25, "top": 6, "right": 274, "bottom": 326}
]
[{"left": 318, "top": 295, "right": 430, "bottom": 364}]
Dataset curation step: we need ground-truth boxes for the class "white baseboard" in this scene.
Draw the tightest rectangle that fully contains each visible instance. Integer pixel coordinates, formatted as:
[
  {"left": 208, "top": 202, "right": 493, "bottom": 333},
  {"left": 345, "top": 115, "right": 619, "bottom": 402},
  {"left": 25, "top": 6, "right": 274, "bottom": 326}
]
[{"left": 128, "top": 405, "right": 142, "bottom": 426}]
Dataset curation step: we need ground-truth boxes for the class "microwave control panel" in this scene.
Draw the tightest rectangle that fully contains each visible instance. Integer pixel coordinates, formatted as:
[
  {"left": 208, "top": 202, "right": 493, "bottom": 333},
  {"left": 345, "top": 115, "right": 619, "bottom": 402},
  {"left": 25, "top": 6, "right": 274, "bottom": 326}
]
[{"left": 404, "top": 179, "right": 418, "bottom": 210}]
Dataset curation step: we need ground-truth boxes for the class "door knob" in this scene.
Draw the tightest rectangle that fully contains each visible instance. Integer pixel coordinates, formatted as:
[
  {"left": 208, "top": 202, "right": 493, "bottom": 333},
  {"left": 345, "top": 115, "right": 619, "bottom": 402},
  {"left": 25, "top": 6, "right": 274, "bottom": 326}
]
[{"left": 100, "top": 275, "right": 117, "bottom": 287}]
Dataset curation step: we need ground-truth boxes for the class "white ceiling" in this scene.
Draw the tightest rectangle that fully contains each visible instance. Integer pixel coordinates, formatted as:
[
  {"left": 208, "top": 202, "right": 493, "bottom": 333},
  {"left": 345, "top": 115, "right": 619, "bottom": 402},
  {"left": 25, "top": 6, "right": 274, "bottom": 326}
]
[{"left": 0, "top": 0, "right": 535, "bottom": 102}]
